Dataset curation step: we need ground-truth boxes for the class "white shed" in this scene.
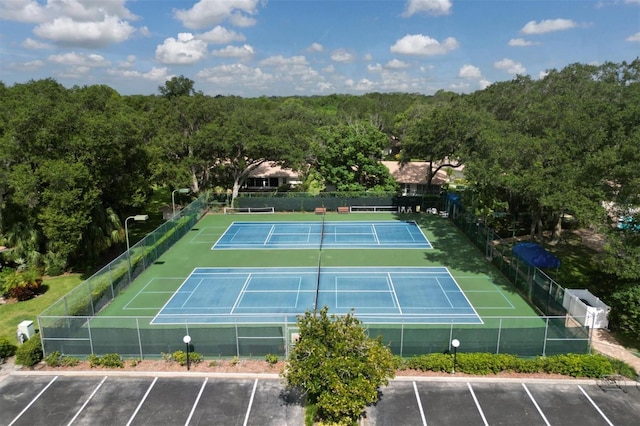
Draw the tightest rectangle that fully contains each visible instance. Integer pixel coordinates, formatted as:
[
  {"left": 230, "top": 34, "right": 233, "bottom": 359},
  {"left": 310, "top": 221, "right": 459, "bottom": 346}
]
[{"left": 562, "top": 289, "right": 611, "bottom": 329}]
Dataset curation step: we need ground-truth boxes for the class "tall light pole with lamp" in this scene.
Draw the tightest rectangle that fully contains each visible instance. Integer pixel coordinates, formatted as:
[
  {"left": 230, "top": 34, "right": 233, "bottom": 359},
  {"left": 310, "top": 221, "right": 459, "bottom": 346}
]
[
  {"left": 451, "top": 338, "right": 460, "bottom": 374},
  {"left": 172, "top": 188, "right": 190, "bottom": 218},
  {"left": 183, "top": 335, "right": 192, "bottom": 370},
  {"left": 125, "top": 214, "right": 149, "bottom": 282}
]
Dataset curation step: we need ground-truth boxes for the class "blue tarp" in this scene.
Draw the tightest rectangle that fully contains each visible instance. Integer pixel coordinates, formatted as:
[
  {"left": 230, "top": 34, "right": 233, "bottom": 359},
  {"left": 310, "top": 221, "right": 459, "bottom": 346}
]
[{"left": 512, "top": 242, "right": 560, "bottom": 269}]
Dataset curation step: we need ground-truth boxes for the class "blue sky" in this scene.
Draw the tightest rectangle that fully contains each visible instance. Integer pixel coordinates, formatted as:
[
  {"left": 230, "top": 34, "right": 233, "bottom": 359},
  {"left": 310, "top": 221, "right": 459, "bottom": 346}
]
[{"left": 1, "top": 0, "right": 638, "bottom": 97}]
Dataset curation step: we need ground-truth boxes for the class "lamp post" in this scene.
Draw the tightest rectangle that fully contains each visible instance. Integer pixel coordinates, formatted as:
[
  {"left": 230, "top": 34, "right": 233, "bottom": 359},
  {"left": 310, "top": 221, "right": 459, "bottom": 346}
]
[
  {"left": 125, "top": 214, "right": 149, "bottom": 282},
  {"left": 183, "top": 335, "right": 191, "bottom": 370},
  {"left": 451, "top": 338, "right": 460, "bottom": 374},
  {"left": 171, "top": 188, "right": 190, "bottom": 218}
]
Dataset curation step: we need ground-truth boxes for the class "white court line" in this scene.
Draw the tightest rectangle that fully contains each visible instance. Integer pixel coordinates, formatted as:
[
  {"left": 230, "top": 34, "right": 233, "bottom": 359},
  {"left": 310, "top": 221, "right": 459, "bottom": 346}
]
[
  {"left": 578, "top": 385, "right": 614, "bottom": 426},
  {"left": 264, "top": 224, "right": 276, "bottom": 246},
  {"left": 413, "top": 381, "right": 428, "bottom": 426},
  {"left": 182, "top": 278, "right": 205, "bottom": 308},
  {"left": 522, "top": 383, "right": 551, "bottom": 426},
  {"left": 9, "top": 376, "right": 58, "bottom": 426},
  {"left": 436, "top": 278, "right": 455, "bottom": 308},
  {"left": 67, "top": 376, "right": 108, "bottom": 426},
  {"left": 371, "top": 224, "right": 381, "bottom": 244},
  {"left": 126, "top": 377, "right": 158, "bottom": 426},
  {"left": 387, "top": 273, "right": 402, "bottom": 314},
  {"left": 185, "top": 378, "right": 208, "bottom": 426},
  {"left": 243, "top": 379, "right": 259, "bottom": 426},
  {"left": 230, "top": 274, "right": 252, "bottom": 315},
  {"left": 467, "top": 383, "right": 489, "bottom": 426}
]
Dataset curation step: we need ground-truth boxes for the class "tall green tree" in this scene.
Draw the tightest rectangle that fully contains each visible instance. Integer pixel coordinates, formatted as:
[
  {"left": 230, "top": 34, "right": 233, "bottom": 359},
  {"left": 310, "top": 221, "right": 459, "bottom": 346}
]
[
  {"left": 283, "top": 307, "right": 395, "bottom": 424},
  {"left": 311, "top": 121, "right": 398, "bottom": 192}
]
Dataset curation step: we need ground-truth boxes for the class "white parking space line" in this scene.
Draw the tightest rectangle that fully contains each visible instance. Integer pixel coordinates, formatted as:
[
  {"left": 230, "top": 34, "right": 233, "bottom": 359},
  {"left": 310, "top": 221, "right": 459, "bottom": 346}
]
[
  {"left": 467, "top": 383, "right": 489, "bottom": 426},
  {"left": 67, "top": 376, "right": 108, "bottom": 426},
  {"left": 578, "top": 385, "right": 614, "bottom": 426},
  {"left": 126, "top": 377, "right": 158, "bottom": 426},
  {"left": 412, "top": 381, "right": 428, "bottom": 426},
  {"left": 242, "top": 379, "right": 259, "bottom": 426},
  {"left": 522, "top": 383, "right": 551, "bottom": 426},
  {"left": 185, "top": 378, "right": 208, "bottom": 426},
  {"left": 9, "top": 376, "right": 59, "bottom": 426}
]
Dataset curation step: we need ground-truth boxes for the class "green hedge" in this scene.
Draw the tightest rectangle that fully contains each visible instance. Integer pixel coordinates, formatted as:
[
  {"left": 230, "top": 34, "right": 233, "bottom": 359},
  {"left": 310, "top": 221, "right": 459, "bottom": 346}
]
[
  {"left": 400, "top": 352, "right": 636, "bottom": 378},
  {"left": 0, "top": 337, "right": 17, "bottom": 360},
  {"left": 15, "top": 335, "right": 43, "bottom": 367}
]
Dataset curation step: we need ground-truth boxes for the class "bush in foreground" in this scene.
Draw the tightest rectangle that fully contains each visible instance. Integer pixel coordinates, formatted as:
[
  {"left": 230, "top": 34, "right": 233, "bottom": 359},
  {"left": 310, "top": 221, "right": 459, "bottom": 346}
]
[{"left": 15, "top": 335, "right": 43, "bottom": 367}]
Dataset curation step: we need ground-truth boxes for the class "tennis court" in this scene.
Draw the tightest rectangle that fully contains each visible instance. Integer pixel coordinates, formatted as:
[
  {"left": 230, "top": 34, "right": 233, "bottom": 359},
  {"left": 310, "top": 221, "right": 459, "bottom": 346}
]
[
  {"left": 149, "top": 266, "right": 480, "bottom": 325},
  {"left": 212, "top": 220, "right": 432, "bottom": 249}
]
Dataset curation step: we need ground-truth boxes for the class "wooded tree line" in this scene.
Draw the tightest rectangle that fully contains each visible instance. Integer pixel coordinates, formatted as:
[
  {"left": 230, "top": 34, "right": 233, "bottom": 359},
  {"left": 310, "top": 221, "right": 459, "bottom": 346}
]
[{"left": 0, "top": 61, "right": 638, "bottom": 297}]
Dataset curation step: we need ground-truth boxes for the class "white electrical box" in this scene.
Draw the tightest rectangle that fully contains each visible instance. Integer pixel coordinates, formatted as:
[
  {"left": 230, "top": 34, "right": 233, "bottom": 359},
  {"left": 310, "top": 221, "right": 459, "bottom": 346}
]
[{"left": 17, "top": 320, "right": 35, "bottom": 343}]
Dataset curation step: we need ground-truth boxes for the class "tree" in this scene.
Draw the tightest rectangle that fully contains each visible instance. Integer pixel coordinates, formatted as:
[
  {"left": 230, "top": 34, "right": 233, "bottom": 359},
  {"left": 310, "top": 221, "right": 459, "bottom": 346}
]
[
  {"left": 283, "top": 306, "right": 395, "bottom": 424},
  {"left": 158, "top": 75, "right": 196, "bottom": 99},
  {"left": 311, "top": 121, "right": 398, "bottom": 192}
]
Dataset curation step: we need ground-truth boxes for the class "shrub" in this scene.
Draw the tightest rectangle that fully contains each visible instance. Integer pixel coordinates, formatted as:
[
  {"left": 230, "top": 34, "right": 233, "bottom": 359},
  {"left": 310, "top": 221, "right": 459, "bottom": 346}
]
[
  {"left": 265, "top": 354, "right": 278, "bottom": 365},
  {"left": 172, "top": 350, "right": 203, "bottom": 366},
  {"left": 88, "top": 353, "right": 124, "bottom": 368},
  {"left": 44, "top": 351, "right": 79, "bottom": 367},
  {"left": 404, "top": 353, "right": 452, "bottom": 372},
  {"left": 0, "top": 337, "right": 17, "bottom": 360},
  {"left": 1, "top": 268, "right": 45, "bottom": 301},
  {"left": 15, "top": 335, "right": 43, "bottom": 366}
]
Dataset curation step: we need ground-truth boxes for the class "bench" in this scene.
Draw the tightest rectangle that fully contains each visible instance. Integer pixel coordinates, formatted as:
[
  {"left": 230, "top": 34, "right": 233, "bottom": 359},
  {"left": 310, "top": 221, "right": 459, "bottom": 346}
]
[
  {"left": 337, "top": 206, "right": 349, "bottom": 214},
  {"left": 315, "top": 207, "right": 327, "bottom": 214}
]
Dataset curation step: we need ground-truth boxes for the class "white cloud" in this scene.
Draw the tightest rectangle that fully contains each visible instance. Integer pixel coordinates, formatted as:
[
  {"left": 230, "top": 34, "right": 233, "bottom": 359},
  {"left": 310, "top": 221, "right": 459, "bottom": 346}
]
[
  {"left": 197, "top": 63, "right": 273, "bottom": 88},
  {"left": 8, "top": 59, "right": 46, "bottom": 71},
  {"left": 34, "top": 16, "right": 135, "bottom": 47},
  {"left": 403, "top": 0, "right": 452, "bottom": 17},
  {"left": 368, "top": 63, "right": 383, "bottom": 72},
  {"left": 458, "top": 64, "right": 482, "bottom": 79},
  {"left": 260, "top": 55, "right": 307, "bottom": 67},
  {"left": 386, "top": 59, "right": 409, "bottom": 69},
  {"left": 538, "top": 70, "right": 550, "bottom": 79},
  {"left": 390, "top": 34, "right": 459, "bottom": 56},
  {"left": 211, "top": 44, "right": 255, "bottom": 61},
  {"left": 22, "top": 37, "right": 52, "bottom": 49},
  {"left": 107, "top": 66, "right": 171, "bottom": 82},
  {"left": 626, "top": 32, "right": 640, "bottom": 42},
  {"left": 174, "top": 0, "right": 260, "bottom": 29},
  {"left": 155, "top": 33, "right": 208, "bottom": 64},
  {"left": 198, "top": 26, "right": 245, "bottom": 44},
  {"left": 331, "top": 49, "right": 355, "bottom": 63},
  {"left": 138, "top": 26, "right": 151, "bottom": 37},
  {"left": 322, "top": 64, "right": 335, "bottom": 73},
  {"left": 494, "top": 58, "right": 526, "bottom": 75},
  {"left": 520, "top": 19, "right": 577, "bottom": 35},
  {"left": 307, "top": 42, "right": 324, "bottom": 53},
  {"left": 363, "top": 53, "right": 373, "bottom": 61},
  {"left": 48, "top": 52, "right": 109, "bottom": 67},
  {"left": 508, "top": 38, "right": 539, "bottom": 47},
  {"left": 0, "top": 0, "right": 48, "bottom": 23},
  {"left": 345, "top": 78, "right": 376, "bottom": 92},
  {"left": 479, "top": 79, "right": 491, "bottom": 89}
]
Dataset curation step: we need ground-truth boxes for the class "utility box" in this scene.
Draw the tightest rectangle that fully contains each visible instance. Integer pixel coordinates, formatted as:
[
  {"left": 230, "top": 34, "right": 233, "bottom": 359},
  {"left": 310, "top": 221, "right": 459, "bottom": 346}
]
[{"left": 17, "top": 320, "right": 35, "bottom": 343}]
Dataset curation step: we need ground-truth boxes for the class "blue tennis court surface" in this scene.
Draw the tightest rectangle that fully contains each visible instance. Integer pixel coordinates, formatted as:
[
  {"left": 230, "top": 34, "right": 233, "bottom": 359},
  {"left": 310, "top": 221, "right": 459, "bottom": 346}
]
[
  {"left": 212, "top": 221, "right": 431, "bottom": 249},
  {"left": 151, "top": 267, "right": 481, "bottom": 324}
]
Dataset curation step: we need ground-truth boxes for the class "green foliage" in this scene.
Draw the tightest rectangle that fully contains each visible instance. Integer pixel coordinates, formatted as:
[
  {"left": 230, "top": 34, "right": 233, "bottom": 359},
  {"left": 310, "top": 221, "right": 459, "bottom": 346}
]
[
  {"left": 399, "top": 352, "right": 631, "bottom": 378},
  {"left": 88, "top": 353, "right": 124, "bottom": 368},
  {"left": 44, "top": 351, "right": 79, "bottom": 367},
  {"left": 0, "top": 337, "right": 17, "bottom": 359},
  {"left": 172, "top": 350, "right": 203, "bottom": 366},
  {"left": 283, "top": 306, "right": 395, "bottom": 424},
  {"left": 0, "top": 267, "right": 44, "bottom": 301},
  {"left": 15, "top": 335, "right": 43, "bottom": 366},
  {"left": 607, "top": 284, "right": 640, "bottom": 337},
  {"left": 265, "top": 353, "right": 278, "bottom": 365}
]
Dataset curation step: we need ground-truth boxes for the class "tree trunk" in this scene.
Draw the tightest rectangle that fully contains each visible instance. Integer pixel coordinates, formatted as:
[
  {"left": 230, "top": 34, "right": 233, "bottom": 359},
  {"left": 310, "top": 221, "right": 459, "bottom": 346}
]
[{"left": 549, "top": 213, "right": 562, "bottom": 245}]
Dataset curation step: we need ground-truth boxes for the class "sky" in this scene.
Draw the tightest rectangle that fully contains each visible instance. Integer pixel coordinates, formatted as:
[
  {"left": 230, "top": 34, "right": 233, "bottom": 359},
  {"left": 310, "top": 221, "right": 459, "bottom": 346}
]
[{"left": 1, "top": 0, "right": 639, "bottom": 97}]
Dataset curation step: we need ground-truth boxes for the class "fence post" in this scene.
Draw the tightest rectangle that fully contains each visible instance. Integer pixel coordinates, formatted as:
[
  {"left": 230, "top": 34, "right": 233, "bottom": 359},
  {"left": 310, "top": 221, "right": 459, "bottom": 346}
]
[
  {"left": 136, "top": 318, "right": 143, "bottom": 360},
  {"left": 496, "top": 318, "right": 502, "bottom": 354},
  {"left": 400, "top": 323, "right": 404, "bottom": 358},
  {"left": 235, "top": 321, "right": 240, "bottom": 357},
  {"left": 542, "top": 317, "right": 549, "bottom": 356},
  {"left": 87, "top": 317, "right": 94, "bottom": 355}
]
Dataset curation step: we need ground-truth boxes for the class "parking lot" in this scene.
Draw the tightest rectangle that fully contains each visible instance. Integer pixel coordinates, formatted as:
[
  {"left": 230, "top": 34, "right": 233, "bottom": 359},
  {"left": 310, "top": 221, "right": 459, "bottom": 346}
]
[{"left": 1, "top": 373, "right": 639, "bottom": 425}]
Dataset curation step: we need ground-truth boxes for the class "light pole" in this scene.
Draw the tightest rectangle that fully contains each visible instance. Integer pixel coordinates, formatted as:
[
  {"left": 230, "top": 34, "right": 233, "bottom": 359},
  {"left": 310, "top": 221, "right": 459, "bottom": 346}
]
[
  {"left": 171, "top": 188, "right": 190, "bottom": 218},
  {"left": 183, "top": 335, "right": 191, "bottom": 370},
  {"left": 125, "top": 214, "right": 149, "bottom": 282},
  {"left": 451, "top": 338, "right": 460, "bottom": 374}
]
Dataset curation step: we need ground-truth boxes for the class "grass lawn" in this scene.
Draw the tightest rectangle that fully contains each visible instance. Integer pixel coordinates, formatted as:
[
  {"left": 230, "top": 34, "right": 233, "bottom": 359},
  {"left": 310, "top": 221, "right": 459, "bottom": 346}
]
[{"left": 0, "top": 274, "right": 82, "bottom": 342}]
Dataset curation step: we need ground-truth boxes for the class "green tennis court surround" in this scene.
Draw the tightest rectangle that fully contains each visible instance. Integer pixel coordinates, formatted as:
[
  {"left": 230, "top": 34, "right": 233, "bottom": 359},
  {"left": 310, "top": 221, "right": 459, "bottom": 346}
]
[{"left": 38, "top": 204, "right": 591, "bottom": 359}]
